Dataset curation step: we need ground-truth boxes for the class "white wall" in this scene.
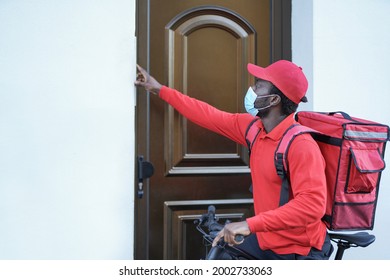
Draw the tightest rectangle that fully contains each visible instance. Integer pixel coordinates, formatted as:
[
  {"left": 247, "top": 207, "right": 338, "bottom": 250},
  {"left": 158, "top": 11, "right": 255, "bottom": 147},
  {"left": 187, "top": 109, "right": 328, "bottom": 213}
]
[
  {"left": 0, "top": 0, "right": 136, "bottom": 259},
  {"left": 291, "top": 0, "right": 313, "bottom": 113},
  {"left": 293, "top": 0, "right": 390, "bottom": 259}
]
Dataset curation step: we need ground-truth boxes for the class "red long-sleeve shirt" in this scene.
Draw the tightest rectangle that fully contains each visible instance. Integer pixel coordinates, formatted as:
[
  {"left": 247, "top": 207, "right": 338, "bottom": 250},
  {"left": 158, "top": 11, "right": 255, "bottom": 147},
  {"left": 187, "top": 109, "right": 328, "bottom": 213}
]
[{"left": 159, "top": 86, "right": 327, "bottom": 255}]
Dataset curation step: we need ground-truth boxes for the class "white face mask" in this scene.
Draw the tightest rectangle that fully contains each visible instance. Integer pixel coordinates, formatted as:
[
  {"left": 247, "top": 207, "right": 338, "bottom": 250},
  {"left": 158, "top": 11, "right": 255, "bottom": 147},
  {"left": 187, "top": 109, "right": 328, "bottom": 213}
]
[
  {"left": 244, "top": 87, "right": 259, "bottom": 116},
  {"left": 244, "top": 87, "right": 276, "bottom": 116}
]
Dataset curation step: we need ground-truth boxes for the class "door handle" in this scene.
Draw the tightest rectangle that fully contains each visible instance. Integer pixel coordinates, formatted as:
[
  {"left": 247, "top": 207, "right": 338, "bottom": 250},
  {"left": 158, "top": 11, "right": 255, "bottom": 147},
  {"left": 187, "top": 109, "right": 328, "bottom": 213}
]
[{"left": 137, "top": 155, "right": 154, "bottom": 198}]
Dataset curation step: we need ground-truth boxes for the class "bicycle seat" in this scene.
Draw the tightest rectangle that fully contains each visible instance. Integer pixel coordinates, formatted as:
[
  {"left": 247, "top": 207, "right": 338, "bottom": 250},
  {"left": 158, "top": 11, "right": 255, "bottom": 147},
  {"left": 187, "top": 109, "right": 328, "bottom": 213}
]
[{"left": 329, "top": 231, "right": 375, "bottom": 247}]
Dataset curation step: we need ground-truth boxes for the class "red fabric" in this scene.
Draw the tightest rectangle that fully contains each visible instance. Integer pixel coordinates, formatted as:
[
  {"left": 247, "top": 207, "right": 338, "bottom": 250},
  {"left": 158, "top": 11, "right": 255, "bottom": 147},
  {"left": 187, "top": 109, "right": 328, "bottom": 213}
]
[
  {"left": 159, "top": 86, "right": 327, "bottom": 255},
  {"left": 247, "top": 61, "right": 308, "bottom": 104}
]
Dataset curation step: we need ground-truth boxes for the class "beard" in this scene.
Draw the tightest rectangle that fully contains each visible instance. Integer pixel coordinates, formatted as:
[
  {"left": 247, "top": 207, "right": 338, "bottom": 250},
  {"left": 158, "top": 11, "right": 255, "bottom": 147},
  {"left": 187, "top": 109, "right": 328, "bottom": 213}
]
[{"left": 256, "top": 107, "right": 271, "bottom": 119}]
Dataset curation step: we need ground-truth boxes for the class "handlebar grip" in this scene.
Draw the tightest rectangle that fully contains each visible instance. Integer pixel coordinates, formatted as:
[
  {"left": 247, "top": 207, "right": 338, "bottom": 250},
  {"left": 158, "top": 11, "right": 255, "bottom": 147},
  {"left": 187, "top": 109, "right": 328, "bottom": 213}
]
[{"left": 234, "top": 234, "right": 244, "bottom": 243}]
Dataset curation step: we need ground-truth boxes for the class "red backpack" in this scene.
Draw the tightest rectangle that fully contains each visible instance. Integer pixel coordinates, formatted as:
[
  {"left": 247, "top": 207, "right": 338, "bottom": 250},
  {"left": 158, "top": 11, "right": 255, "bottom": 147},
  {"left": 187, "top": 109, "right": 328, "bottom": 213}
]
[{"left": 245, "top": 111, "right": 389, "bottom": 231}]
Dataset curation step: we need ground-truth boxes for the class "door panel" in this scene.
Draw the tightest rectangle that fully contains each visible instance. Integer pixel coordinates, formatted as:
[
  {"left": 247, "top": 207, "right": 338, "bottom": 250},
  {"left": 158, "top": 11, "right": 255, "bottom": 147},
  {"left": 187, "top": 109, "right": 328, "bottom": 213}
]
[
  {"left": 136, "top": 0, "right": 291, "bottom": 260},
  {"left": 165, "top": 6, "right": 256, "bottom": 175}
]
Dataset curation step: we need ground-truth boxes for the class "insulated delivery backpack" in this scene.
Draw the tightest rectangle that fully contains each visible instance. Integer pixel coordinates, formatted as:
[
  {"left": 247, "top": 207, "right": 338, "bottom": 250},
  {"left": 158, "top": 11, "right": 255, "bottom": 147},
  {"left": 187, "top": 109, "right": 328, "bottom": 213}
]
[{"left": 245, "top": 111, "right": 390, "bottom": 231}]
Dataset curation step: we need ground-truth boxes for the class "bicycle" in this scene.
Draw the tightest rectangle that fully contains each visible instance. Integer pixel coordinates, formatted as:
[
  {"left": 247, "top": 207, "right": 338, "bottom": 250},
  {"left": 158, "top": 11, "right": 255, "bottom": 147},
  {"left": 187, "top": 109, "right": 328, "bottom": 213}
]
[{"left": 194, "top": 205, "right": 376, "bottom": 260}]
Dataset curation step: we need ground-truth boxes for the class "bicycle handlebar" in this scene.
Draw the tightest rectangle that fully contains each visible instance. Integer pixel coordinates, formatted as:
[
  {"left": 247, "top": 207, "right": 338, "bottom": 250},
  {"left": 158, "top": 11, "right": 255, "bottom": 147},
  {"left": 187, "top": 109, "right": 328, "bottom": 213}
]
[
  {"left": 197, "top": 205, "right": 376, "bottom": 260},
  {"left": 198, "top": 205, "right": 244, "bottom": 244}
]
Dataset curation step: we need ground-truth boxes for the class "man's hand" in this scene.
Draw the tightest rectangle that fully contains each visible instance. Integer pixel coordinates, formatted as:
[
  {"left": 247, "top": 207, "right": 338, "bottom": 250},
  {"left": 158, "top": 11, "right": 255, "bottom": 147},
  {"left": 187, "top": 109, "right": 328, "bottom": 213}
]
[
  {"left": 212, "top": 221, "right": 251, "bottom": 247},
  {"left": 134, "top": 64, "right": 162, "bottom": 95}
]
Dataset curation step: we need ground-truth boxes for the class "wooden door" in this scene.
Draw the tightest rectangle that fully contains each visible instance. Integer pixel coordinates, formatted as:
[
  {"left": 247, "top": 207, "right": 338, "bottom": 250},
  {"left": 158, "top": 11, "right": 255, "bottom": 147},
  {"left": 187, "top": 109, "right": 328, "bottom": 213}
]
[{"left": 135, "top": 0, "right": 291, "bottom": 260}]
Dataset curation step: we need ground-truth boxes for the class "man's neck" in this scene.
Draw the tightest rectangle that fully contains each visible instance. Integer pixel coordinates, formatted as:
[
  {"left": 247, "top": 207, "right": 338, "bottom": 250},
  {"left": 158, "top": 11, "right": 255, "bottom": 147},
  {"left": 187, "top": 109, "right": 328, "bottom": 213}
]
[{"left": 261, "top": 113, "right": 288, "bottom": 133}]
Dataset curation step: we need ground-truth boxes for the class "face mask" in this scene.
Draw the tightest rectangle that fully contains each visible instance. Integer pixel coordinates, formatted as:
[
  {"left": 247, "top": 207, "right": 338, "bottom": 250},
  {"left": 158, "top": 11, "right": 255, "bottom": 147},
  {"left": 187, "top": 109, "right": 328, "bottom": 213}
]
[
  {"left": 244, "top": 87, "right": 276, "bottom": 116},
  {"left": 244, "top": 87, "right": 259, "bottom": 116}
]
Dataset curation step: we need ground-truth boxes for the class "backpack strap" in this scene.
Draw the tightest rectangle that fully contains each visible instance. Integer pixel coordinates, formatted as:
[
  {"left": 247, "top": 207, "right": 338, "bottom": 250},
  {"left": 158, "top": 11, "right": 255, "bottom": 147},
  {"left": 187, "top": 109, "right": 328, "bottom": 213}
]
[
  {"left": 245, "top": 120, "right": 319, "bottom": 206},
  {"left": 245, "top": 118, "right": 262, "bottom": 158},
  {"left": 274, "top": 124, "right": 319, "bottom": 206},
  {"left": 245, "top": 118, "right": 262, "bottom": 194}
]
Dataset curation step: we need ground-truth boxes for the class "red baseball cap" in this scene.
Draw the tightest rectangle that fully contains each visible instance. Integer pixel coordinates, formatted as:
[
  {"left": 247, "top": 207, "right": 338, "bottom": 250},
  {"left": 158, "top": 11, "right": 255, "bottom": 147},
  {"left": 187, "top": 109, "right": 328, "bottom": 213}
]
[{"left": 247, "top": 60, "right": 308, "bottom": 104}]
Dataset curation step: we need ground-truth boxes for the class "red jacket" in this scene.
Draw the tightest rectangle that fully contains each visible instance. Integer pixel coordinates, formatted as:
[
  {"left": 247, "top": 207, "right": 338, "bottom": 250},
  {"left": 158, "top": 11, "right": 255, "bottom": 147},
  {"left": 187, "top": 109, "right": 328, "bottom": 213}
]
[{"left": 159, "top": 86, "right": 327, "bottom": 255}]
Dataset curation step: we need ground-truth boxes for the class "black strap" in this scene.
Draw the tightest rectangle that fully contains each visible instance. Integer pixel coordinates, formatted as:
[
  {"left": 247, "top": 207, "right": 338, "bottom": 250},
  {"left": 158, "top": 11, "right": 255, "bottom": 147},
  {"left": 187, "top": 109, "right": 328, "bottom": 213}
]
[
  {"left": 245, "top": 118, "right": 261, "bottom": 157},
  {"left": 329, "top": 111, "right": 353, "bottom": 120},
  {"left": 275, "top": 152, "right": 290, "bottom": 206},
  {"left": 279, "top": 177, "right": 291, "bottom": 206}
]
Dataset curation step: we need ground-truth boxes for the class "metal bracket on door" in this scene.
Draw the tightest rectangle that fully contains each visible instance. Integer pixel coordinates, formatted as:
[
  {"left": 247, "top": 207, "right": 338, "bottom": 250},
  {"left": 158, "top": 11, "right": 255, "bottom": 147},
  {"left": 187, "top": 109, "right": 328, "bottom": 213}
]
[{"left": 137, "top": 155, "right": 154, "bottom": 198}]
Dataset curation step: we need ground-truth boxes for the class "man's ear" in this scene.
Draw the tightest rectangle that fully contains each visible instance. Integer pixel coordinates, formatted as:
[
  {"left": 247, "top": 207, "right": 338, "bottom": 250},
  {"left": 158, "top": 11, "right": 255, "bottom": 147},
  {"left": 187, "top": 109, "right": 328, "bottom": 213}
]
[{"left": 270, "top": 95, "right": 281, "bottom": 105}]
